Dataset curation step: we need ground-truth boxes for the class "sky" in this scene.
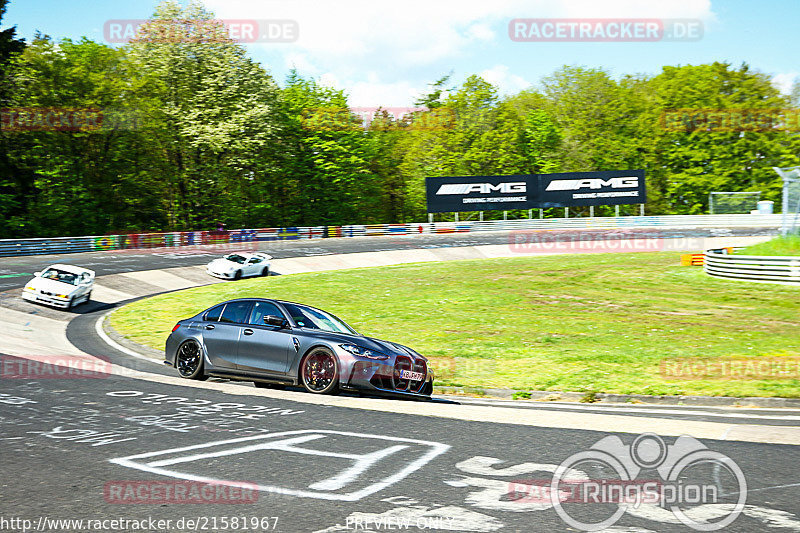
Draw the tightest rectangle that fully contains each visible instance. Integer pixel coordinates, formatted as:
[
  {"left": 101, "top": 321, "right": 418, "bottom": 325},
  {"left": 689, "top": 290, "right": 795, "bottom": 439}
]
[{"left": 4, "top": 0, "right": 799, "bottom": 107}]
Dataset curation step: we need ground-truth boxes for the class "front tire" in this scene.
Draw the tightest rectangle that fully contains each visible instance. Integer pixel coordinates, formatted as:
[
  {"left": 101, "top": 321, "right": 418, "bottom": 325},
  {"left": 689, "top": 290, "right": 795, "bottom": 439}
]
[
  {"left": 83, "top": 291, "right": 92, "bottom": 305},
  {"left": 300, "top": 347, "right": 340, "bottom": 395},
  {"left": 176, "top": 340, "right": 208, "bottom": 380},
  {"left": 233, "top": 270, "right": 242, "bottom": 280}
]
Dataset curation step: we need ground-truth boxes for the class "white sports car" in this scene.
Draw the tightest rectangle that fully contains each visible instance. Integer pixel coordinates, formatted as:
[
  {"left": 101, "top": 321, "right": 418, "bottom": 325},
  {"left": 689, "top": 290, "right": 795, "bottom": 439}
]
[
  {"left": 206, "top": 252, "right": 272, "bottom": 280},
  {"left": 22, "top": 264, "right": 95, "bottom": 309}
]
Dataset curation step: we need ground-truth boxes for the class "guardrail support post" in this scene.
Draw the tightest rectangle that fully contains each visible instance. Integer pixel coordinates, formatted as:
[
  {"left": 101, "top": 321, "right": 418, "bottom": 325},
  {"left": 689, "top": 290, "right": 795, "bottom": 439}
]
[
  {"left": 590, "top": 206, "right": 595, "bottom": 218},
  {"left": 615, "top": 205, "right": 620, "bottom": 217},
  {"left": 640, "top": 204, "right": 645, "bottom": 216},
  {"left": 454, "top": 212, "right": 459, "bottom": 223},
  {"left": 565, "top": 208, "right": 569, "bottom": 218},
  {"left": 539, "top": 209, "right": 543, "bottom": 219}
]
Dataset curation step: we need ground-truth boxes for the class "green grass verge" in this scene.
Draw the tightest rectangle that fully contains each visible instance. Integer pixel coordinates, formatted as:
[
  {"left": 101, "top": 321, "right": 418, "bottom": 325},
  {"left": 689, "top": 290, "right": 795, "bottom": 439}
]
[
  {"left": 739, "top": 234, "right": 800, "bottom": 256},
  {"left": 109, "top": 252, "right": 800, "bottom": 397}
]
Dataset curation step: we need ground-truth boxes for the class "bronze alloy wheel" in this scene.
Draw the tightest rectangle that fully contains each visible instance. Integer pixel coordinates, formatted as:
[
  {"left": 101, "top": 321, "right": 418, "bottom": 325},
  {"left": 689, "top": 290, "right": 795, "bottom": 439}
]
[{"left": 301, "top": 348, "right": 340, "bottom": 394}]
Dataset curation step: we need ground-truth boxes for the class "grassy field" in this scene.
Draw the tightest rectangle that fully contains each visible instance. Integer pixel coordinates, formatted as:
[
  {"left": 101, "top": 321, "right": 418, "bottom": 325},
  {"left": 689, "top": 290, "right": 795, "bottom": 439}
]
[
  {"left": 739, "top": 234, "right": 800, "bottom": 256},
  {"left": 110, "top": 252, "right": 800, "bottom": 397}
]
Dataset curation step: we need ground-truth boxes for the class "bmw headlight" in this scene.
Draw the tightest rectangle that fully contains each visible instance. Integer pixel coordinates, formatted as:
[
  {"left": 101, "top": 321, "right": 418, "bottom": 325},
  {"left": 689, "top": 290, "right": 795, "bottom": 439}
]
[
  {"left": 56, "top": 293, "right": 69, "bottom": 298},
  {"left": 339, "top": 344, "right": 389, "bottom": 360}
]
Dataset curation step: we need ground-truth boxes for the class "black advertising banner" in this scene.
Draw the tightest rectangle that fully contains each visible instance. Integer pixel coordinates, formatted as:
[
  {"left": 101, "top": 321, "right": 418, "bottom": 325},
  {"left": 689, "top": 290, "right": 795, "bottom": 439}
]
[
  {"left": 538, "top": 170, "right": 647, "bottom": 208},
  {"left": 425, "top": 170, "right": 646, "bottom": 213},
  {"left": 425, "top": 174, "right": 532, "bottom": 213}
]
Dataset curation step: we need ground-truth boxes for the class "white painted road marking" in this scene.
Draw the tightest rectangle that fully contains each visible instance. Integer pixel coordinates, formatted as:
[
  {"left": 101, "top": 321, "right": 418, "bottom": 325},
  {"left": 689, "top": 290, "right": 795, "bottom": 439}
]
[{"left": 110, "top": 430, "right": 449, "bottom": 501}]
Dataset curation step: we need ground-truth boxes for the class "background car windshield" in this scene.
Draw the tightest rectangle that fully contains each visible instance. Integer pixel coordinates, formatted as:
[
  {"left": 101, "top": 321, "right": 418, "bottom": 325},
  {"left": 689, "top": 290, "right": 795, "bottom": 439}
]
[
  {"left": 224, "top": 254, "right": 246, "bottom": 264},
  {"left": 282, "top": 303, "right": 357, "bottom": 334},
  {"left": 41, "top": 269, "right": 78, "bottom": 285}
]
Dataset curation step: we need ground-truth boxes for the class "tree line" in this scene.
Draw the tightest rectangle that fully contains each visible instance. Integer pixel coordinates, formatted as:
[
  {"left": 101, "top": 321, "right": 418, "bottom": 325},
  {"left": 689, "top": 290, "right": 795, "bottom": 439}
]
[{"left": 0, "top": 0, "right": 798, "bottom": 238}]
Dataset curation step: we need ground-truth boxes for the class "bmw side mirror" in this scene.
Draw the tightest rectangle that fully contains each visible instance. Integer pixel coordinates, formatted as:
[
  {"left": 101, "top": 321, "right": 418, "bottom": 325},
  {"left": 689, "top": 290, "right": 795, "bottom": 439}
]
[
  {"left": 263, "top": 315, "right": 288, "bottom": 328},
  {"left": 33, "top": 271, "right": 41, "bottom": 277}
]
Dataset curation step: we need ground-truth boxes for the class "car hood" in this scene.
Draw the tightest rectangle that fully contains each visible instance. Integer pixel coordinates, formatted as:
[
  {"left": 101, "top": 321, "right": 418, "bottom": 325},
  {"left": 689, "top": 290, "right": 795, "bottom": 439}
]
[
  {"left": 299, "top": 330, "right": 425, "bottom": 360},
  {"left": 208, "top": 258, "right": 237, "bottom": 270},
  {"left": 26, "top": 277, "right": 78, "bottom": 294}
]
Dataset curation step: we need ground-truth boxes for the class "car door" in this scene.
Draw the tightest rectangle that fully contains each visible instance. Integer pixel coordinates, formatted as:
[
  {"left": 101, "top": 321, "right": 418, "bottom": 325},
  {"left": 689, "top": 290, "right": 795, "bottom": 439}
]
[
  {"left": 235, "top": 300, "right": 293, "bottom": 374},
  {"left": 244, "top": 256, "right": 262, "bottom": 276},
  {"left": 201, "top": 301, "right": 252, "bottom": 370}
]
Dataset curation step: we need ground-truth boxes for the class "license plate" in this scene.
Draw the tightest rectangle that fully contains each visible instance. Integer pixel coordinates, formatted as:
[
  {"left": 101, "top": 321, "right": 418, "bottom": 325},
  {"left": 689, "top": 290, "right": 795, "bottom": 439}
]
[{"left": 400, "top": 370, "right": 424, "bottom": 381}]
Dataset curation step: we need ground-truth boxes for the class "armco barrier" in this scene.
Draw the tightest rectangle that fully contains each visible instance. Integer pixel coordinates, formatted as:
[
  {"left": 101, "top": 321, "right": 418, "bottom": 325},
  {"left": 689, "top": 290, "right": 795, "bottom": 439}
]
[
  {"left": 704, "top": 249, "right": 800, "bottom": 285},
  {"left": 0, "top": 214, "right": 783, "bottom": 258}
]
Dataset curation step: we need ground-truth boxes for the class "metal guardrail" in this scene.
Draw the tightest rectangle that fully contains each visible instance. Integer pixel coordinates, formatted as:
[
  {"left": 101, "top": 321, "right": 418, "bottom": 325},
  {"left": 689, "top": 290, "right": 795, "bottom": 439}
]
[
  {"left": 704, "top": 249, "right": 800, "bottom": 285},
  {"left": 0, "top": 214, "right": 784, "bottom": 258}
]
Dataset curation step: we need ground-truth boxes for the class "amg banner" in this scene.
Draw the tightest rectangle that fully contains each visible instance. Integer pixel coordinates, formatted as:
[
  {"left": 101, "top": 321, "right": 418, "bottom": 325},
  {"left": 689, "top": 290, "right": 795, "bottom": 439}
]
[{"left": 425, "top": 170, "right": 646, "bottom": 213}]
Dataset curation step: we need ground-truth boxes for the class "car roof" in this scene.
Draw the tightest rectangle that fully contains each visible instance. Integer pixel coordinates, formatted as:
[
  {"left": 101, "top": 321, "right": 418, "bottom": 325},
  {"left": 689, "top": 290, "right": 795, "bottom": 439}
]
[
  {"left": 211, "top": 298, "right": 322, "bottom": 311},
  {"left": 46, "top": 264, "right": 95, "bottom": 275},
  {"left": 222, "top": 252, "right": 271, "bottom": 259}
]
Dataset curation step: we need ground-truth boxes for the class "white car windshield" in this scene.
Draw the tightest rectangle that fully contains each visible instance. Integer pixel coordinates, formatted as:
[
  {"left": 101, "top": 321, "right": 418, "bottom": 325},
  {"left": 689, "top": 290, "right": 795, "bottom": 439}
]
[
  {"left": 282, "top": 303, "right": 357, "bottom": 335},
  {"left": 224, "top": 254, "right": 247, "bottom": 264},
  {"left": 40, "top": 268, "right": 79, "bottom": 285}
]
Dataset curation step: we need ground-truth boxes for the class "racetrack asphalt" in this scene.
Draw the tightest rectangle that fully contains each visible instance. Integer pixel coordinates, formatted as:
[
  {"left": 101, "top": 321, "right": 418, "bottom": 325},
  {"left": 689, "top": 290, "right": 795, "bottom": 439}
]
[{"left": 1, "top": 227, "right": 798, "bottom": 532}]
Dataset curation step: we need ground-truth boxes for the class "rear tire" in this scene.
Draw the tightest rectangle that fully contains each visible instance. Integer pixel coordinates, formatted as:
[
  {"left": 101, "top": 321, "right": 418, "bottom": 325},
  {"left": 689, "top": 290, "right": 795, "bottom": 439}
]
[
  {"left": 261, "top": 267, "right": 270, "bottom": 277},
  {"left": 176, "top": 340, "right": 208, "bottom": 380},
  {"left": 300, "top": 347, "right": 340, "bottom": 395}
]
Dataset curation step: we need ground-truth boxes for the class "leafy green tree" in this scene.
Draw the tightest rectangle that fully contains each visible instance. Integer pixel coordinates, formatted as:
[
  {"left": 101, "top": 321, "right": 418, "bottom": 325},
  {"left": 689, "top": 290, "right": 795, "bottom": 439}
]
[
  {"left": 0, "top": 0, "right": 27, "bottom": 237},
  {"left": 649, "top": 62, "right": 788, "bottom": 213},
  {"left": 126, "top": 0, "right": 285, "bottom": 230}
]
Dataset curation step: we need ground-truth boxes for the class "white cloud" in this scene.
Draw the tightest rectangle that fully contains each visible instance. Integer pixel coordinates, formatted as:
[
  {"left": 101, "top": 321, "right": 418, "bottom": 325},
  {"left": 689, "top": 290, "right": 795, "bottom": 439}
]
[
  {"left": 283, "top": 52, "right": 318, "bottom": 75},
  {"left": 771, "top": 72, "right": 798, "bottom": 95},
  {"left": 207, "top": 0, "right": 715, "bottom": 67},
  {"left": 203, "top": 0, "right": 717, "bottom": 105},
  {"left": 479, "top": 65, "right": 531, "bottom": 95}
]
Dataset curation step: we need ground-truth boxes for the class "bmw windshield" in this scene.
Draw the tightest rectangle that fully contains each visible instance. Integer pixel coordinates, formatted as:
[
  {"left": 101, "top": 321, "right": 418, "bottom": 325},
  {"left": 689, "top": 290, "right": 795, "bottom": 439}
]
[
  {"left": 40, "top": 268, "right": 79, "bottom": 285},
  {"left": 281, "top": 302, "right": 358, "bottom": 335}
]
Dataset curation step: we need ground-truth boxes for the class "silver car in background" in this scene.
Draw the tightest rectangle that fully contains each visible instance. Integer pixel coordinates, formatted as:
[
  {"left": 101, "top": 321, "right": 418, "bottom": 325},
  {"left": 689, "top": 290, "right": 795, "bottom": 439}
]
[{"left": 164, "top": 298, "right": 433, "bottom": 398}]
